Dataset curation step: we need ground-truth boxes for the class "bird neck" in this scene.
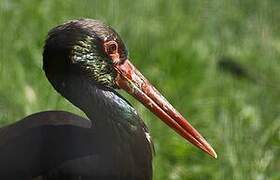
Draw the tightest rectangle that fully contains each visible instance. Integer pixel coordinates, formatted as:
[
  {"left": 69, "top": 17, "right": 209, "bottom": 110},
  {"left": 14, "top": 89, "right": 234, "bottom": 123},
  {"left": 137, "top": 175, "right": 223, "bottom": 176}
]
[
  {"left": 56, "top": 74, "right": 139, "bottom": 128},
  {"left": 49, "top": 74, "right": 153, "bottom": 178}
]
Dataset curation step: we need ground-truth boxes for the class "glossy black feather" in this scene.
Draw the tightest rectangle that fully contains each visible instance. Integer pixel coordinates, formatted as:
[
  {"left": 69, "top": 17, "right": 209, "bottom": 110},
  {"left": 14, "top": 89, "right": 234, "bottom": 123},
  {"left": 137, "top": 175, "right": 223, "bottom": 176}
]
[
  {"left": 0, "top": 77, "right": 153, "bottom": 179},
  {"left": 0, "top": 107, "right": 152, "bottom": 179}
]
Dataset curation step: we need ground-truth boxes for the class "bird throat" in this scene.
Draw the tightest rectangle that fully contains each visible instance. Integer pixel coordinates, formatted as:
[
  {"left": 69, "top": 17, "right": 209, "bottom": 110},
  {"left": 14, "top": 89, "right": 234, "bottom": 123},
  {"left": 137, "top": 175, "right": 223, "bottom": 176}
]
[{"left": 59, "top": 74, "right": 139, "bottom": 132}]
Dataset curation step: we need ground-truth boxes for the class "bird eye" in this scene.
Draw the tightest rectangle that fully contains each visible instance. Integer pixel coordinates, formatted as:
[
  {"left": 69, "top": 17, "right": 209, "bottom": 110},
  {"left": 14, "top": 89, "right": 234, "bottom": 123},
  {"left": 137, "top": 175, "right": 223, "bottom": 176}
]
[{"left": 104, "top": 40, "right": 119, "bottom": 60}]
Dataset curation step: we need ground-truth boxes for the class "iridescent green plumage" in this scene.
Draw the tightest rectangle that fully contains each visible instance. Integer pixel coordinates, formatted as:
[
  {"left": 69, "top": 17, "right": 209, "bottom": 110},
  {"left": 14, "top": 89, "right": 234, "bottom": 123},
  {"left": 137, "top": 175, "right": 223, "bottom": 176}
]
[{"left": 71, "top": 35, "right": 117, "bottom": 88}]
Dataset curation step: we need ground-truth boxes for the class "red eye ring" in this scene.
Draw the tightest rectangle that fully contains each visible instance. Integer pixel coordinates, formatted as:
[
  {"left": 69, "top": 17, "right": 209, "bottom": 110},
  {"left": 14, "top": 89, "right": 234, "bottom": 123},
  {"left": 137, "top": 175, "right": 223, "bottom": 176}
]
[
  {"left": 104, "top": 40, "right": 121, "bottom": 63},
  {"left": 104, "top": 40, "right": 120, "bottom": 63}
]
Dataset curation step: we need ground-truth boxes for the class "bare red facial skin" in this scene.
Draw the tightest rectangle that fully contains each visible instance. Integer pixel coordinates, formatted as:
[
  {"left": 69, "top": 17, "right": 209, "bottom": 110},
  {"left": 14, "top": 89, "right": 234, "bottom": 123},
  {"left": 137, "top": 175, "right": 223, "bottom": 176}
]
[
  {"left": 104, "top": 40, "right": 120, "bottom": 63},
  {"left": 104, "top": 41, "right": 217, "bottom": 158}
]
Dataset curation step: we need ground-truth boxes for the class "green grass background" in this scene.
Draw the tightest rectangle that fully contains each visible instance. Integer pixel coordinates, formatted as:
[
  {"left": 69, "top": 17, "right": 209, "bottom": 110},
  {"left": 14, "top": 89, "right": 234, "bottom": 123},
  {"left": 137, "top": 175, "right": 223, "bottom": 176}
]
[{"left": 0, "top": 0, "right": 280, "bottom": 179}]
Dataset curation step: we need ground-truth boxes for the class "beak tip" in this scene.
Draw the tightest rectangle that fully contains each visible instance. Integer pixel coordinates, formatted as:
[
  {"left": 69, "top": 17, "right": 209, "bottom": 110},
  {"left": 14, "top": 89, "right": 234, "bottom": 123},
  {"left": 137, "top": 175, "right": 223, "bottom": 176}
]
[
  {"left": 198, "top": 136, "right": 217, "bottom": 159},
  {"left": 211, "top": 150, "right": 218, "bottom": 159},
  {"left": 207, "top": 145, "right": 217, "bottom": 159}
]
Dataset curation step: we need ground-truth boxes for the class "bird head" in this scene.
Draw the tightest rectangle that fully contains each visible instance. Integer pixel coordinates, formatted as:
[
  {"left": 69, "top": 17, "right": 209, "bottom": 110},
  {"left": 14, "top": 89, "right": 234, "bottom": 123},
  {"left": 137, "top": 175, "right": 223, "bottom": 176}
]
[{"left": 43, "top": 19, "right": 217, "bottom": 158}]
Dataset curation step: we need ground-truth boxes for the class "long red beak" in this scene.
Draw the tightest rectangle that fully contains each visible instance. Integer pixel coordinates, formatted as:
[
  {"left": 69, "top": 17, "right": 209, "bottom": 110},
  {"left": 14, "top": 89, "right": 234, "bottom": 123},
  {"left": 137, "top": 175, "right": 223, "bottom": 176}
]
[{"left": 114, "top": 59, "right": 217, "bottom": 158}]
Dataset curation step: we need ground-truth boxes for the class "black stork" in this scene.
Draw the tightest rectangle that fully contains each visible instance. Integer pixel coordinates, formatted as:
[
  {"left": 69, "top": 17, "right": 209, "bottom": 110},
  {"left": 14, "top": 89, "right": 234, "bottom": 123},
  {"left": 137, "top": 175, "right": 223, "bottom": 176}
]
[{"left": 0, "top": 19, "right": 217, "bottom": 180}]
